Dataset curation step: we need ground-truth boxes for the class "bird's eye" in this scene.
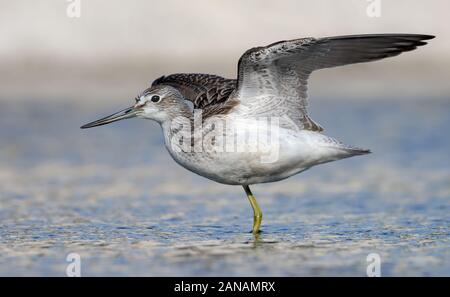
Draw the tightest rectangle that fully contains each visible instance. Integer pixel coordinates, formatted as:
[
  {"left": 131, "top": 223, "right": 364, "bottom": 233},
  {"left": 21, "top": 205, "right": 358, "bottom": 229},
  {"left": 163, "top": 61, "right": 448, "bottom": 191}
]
[
  {"left": 135, "top": 97, "right": 140, "bottom": 103},
  {"left": 151, "top": 95, "right": 161, "bottom": 103}
]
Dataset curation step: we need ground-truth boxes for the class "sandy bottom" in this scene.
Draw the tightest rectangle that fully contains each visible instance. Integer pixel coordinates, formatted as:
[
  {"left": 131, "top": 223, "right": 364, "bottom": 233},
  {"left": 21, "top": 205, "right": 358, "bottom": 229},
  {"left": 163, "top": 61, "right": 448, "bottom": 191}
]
[{"left": 0, "top": 97, "right": 449, "bottom": 276}]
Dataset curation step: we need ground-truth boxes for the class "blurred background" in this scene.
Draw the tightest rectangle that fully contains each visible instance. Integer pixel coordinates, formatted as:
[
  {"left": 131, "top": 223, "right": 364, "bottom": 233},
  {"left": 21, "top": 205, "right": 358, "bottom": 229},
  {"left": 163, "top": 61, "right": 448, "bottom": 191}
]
[
  {"left": 0, "top": 0, "right": 449, "bottom": 276},
  {"left": 1, "top": 0, "right": 450, "bottom": 101}
]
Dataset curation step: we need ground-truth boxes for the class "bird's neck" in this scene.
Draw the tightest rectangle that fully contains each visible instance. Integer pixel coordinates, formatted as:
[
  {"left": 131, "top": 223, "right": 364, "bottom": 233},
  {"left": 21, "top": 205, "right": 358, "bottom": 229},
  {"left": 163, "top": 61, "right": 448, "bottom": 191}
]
[{"left": 161, "top": 109, "right": 195, "bottom": 154}]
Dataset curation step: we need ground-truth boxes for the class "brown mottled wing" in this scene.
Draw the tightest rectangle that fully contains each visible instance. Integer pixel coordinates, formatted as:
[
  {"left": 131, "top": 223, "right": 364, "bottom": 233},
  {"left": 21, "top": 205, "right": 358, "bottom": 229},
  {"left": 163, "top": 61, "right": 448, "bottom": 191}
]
[
  {"left": 235, "top": 34, "right": 434, "bottom": 131},
  {"left": 152, "top": 73, "right": 236, "bottom": 109}
]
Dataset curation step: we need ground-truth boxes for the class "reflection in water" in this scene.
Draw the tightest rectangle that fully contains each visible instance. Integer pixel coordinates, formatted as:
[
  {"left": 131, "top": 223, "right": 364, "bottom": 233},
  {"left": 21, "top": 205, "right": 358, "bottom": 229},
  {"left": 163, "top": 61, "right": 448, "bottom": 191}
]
[{"left": 0, "top": 98, "right": 449, "bottom": 276}]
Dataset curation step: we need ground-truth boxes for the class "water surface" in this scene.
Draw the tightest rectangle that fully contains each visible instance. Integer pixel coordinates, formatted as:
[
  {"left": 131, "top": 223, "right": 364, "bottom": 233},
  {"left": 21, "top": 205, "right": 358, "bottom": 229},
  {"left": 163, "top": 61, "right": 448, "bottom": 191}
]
[{"left": 0, "top": 97, "right": 448, "bottom": 276}]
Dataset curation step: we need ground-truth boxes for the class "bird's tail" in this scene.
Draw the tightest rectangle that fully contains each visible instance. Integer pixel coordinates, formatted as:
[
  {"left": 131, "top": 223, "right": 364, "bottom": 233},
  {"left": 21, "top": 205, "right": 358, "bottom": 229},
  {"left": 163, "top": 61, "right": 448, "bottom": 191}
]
[
  {"left": 340, "top": 144, "right": 371, "bottom": 156},
  {"left": 304, "top": 132, "right": 371, "bottom": 165},
  {"left": 319, "top": 134, "right": 371, "bottom": 161}
]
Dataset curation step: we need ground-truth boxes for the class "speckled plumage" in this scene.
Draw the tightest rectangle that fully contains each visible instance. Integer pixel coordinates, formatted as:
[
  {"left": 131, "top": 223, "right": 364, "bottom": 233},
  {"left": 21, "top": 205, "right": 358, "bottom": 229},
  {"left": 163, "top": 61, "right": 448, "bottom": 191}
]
[
  {"left": 84, "top": 33, "right": 434, "bottom": 185},
  {"left": 153, "top": 34, "right": 433, "bottom": 131},
  {"left": 81, "top": 33, "right": 434, "bottom": 233}
]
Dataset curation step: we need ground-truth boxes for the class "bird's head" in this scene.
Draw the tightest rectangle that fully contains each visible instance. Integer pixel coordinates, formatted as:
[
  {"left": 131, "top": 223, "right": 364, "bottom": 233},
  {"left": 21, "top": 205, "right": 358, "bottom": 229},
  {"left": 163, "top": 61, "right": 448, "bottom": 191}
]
[{"left": 81, "top": 85, "right": 191, "bottom": 129}]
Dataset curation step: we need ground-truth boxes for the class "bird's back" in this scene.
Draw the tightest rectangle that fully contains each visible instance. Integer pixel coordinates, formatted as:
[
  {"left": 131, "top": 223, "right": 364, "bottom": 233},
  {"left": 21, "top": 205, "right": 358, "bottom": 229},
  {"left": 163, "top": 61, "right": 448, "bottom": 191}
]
[{"left": 152, "top": 34, "right": 433, "bottom": 185}]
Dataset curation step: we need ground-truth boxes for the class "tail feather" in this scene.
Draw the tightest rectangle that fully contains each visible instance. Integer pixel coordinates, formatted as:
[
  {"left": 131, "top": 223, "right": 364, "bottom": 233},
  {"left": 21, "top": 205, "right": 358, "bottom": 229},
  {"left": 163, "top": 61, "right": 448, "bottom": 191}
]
[
  {"left": 340, "top": 144, "right": 371, "bottom": 155},
  {"left": 306, "top": 132, "right": 371, "bottom": 165},
  {"left": 318, "top": 134, "right": 371, "bottom": 156}
]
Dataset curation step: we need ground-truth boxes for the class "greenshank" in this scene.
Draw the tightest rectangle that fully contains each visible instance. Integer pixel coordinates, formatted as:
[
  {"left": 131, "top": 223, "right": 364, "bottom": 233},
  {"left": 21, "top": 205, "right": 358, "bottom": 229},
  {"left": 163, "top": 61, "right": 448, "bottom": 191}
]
[{"left": 81, "top": 34, "right": 433, "bottom": 234}]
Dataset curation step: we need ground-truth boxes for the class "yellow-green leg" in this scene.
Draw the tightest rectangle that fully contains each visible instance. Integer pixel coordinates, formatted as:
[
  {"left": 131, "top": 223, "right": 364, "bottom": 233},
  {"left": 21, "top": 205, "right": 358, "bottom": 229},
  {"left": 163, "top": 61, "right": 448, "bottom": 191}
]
[{"left": 243, "top": 185, "right": 262, "bottom": 234}]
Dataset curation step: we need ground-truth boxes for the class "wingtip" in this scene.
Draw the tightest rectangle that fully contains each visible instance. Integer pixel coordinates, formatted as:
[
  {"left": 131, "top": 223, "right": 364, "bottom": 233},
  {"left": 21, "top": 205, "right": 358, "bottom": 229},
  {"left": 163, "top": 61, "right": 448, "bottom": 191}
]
[
  {"left": 420, "top": 34, "right": 436, "bottom": 40},
  {"left": 402, "top": 34, "right": 435, "bottom": 40}
]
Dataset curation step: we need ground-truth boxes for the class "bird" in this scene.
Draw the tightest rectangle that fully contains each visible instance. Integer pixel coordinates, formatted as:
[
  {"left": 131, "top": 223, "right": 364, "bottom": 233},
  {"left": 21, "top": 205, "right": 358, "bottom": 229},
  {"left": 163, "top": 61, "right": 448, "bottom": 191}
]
[{"left": 81, "top": 34, "right": 434, "bottom": 235}]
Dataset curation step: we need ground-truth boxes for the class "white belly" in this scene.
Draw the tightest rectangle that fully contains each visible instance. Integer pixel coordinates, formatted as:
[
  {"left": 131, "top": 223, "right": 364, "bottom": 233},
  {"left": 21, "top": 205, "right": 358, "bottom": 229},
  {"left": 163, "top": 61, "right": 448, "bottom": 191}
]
[{"left": 164, "top": 117, "right": 359, "bottom": 185}]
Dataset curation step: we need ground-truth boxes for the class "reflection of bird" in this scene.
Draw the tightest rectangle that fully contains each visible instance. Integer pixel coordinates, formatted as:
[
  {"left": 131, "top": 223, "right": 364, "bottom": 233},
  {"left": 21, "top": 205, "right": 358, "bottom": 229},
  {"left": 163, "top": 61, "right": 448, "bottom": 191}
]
[{"left": 82, "top": 34, "right": 434, "bottom": 234}]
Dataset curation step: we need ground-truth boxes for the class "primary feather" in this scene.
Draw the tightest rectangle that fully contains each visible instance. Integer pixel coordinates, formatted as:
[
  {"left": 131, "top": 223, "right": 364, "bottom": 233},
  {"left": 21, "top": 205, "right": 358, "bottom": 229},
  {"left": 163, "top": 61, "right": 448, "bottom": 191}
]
[{"left": 153, "top": 34, "right": 434, "bottom": 132}]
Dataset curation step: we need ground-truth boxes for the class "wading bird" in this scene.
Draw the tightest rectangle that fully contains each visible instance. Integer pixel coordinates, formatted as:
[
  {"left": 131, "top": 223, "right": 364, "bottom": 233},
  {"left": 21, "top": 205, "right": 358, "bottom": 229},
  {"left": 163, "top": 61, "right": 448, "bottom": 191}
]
[{"left": 81, "top": 34, "right": 433, "bottom": 234}]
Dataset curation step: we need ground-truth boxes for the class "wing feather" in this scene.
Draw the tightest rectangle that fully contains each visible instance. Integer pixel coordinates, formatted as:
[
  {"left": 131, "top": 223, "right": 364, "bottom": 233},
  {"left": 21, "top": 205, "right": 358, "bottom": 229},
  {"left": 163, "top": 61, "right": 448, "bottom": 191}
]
[
  {"left": 235, "top": 34, "right": 434, "bottom": 131},
  {"left": 152, "top": 73, "right": 236, "bottom": 109}
]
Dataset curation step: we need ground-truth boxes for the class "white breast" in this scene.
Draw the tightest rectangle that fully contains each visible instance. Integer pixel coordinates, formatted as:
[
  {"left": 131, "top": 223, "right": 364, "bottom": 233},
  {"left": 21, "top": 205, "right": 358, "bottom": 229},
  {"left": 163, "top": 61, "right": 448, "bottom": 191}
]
[{"left": 162, "top": 116, "right": 357, "bottom": 185}]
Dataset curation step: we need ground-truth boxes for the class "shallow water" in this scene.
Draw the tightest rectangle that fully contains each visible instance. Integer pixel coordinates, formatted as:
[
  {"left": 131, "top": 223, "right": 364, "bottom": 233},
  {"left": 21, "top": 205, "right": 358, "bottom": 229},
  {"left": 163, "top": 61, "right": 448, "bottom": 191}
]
[{"left": 0, "top": 97, "right": 449, "bottom": 276}]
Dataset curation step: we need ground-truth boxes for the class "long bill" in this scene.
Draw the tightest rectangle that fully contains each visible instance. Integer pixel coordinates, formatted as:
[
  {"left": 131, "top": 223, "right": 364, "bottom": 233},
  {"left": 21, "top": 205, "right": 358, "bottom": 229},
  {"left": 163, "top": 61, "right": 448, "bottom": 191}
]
[{"left": 80, "top": 106, "right": 140, "bottom": 129}]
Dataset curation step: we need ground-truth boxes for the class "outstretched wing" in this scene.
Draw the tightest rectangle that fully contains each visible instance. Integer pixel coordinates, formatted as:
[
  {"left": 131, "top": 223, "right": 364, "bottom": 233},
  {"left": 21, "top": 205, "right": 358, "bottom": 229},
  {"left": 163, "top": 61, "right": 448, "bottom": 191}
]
[
  {"left": 152, "top": 73, "right": 236, "bottom": 109},
  {"left": 235, "top": 34, "right": 434, "bottom": 131}
]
